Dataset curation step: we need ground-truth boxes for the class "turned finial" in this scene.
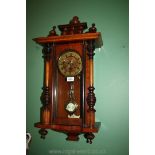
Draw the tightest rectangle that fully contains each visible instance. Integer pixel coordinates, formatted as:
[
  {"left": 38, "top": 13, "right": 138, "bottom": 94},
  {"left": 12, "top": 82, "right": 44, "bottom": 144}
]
[
  {"left": 70, "top": 16, "right": 80, "bottom": 24},
  {"left": 48, "top": 26, "right": 58, "bottom": 36},
  {"left": 89, "top": 23, "right": 97, "bottom": 33}
]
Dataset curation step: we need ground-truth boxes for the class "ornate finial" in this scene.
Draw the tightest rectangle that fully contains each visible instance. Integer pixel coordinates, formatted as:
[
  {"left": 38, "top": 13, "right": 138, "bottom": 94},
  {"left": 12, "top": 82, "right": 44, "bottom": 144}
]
[
  {"left": 84, "top": 132, "right": 95, "bottom": 144},
  {"left": 58, "top": 16, "right": 87, "bottom": 35},
  {"left": 70, "top": 16, "right": 80, "bottom": 24},
  {"left": 39, "top": 129, "right": 48, "bottom": 139},
  {"left": 48, "top": 26, "right": 58, "bottom": 36},
  {"left": 89, "top": 23, "right": 97, "bottom": 33}
]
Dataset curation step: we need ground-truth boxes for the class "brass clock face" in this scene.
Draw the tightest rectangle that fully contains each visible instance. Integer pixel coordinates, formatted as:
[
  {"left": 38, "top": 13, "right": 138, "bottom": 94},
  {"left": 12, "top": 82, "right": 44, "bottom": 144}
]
[{"left": 58, "top": 50, "right": 82, "bottom": 77}]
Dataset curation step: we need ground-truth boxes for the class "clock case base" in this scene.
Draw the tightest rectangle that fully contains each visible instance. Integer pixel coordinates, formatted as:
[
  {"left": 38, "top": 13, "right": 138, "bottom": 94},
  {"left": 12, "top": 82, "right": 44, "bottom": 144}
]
[{"left": 34, "top": 122, "right": 101, "bottom": 143}]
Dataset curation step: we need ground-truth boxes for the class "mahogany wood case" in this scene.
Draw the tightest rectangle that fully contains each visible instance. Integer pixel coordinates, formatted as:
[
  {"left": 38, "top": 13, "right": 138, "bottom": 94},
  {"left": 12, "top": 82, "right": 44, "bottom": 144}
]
[{"left": 33, "top": 16, "right": 103, "bottom": 144}]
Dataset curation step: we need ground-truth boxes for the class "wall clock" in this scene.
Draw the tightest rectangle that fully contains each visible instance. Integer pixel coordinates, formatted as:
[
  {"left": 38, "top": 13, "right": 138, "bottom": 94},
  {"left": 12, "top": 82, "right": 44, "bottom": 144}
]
[{"left": 33, "top": 16, "right": 103, "bottom": 144}]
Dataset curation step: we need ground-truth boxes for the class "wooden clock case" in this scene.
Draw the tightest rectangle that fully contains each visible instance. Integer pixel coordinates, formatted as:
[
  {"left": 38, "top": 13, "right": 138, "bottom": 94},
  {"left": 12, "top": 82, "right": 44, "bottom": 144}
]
[{"left": 33, "top": 16, "right": 103, "bottom": 144}]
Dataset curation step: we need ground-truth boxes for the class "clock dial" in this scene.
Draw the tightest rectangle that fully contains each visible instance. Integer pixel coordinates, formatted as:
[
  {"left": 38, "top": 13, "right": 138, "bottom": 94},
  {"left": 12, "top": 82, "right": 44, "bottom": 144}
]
[{"left": 58, "top": 50, "right": 82, "bottom": 77}]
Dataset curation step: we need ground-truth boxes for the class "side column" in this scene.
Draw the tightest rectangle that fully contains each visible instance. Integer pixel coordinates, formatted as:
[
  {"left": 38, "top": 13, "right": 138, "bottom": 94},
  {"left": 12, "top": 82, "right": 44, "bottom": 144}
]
[
  {"left": 39, "top": 43, "right": 52, "bottom": 139},
  {"left": 86, "top": 39, "right": 96, "bottom": 126},
  {"left": 84, "top": 39, "right": 96, "bottom": 144}
]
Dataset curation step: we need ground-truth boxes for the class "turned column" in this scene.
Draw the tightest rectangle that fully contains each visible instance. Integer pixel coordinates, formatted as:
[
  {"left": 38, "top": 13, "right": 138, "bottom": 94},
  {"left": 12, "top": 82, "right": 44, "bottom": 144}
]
[
  {"left": 86, "top": 39, "right": 96, "bottom": 127},
  {"left": 84, "top": 39, "right": 96, "bottom": 144},
  {"left": 39, "top": 43, "right": 52, "bottom": 139},
  {"left": 40, "top": 43, "right": 52, "bottom": 124}
]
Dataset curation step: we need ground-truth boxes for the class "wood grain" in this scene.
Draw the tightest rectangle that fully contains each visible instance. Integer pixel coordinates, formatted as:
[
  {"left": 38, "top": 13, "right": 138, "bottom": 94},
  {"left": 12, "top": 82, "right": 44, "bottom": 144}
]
[
  {"left": 33, "top": 32, "right": 103, "bottom": 48},
  {"left": 33, "top": 16, "right": 103, "bottom": 143}
]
